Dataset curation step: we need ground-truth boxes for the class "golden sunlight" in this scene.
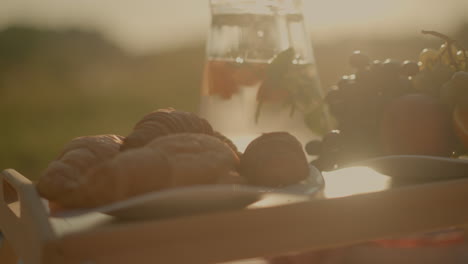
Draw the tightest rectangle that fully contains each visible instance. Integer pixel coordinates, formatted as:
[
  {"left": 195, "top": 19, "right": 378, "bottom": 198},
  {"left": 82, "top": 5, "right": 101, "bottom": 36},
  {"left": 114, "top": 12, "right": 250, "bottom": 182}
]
[{"left": 322, "top": 166, "right": 392, "bottom": 198}]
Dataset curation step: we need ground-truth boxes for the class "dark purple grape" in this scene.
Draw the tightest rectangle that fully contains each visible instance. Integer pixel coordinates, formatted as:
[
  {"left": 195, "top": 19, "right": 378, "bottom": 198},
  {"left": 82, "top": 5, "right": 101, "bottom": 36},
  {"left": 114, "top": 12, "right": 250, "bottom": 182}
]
[
  {"left": 399, "top": 76, "right": 413, "bottom": 90},
  {"left": 429, "top": 64, "right": 456, "bottom": 95},
  {"left": 355, "top": 69, "right": 379, "bottom": 95},
  {"left": 311, "top": 153, "right": 338, "bottom": 171},
  {"left": 451, "top": 71, "right": 468, "bottom": 90},
  {"left": 349, "top": 50, "right": 370, "bottom": 69},
  {"left": 368, "top": 60, "right": 387, "bottom": 86},
  {"left": 401, "top": 60, "right": 420, "bottom": 76},
  {"left": 305, "top": 140, "right": 322, "bottom": 155},
  {"left": 381, "top": 59, "right": 401, "bottom": 78},
  {"left": 440, "top": 82, "right": 456, "bottom": 106},
  {"left": 337, "top": 76, "right": 359, "bottom": 99},
  {"left": 450, "top": 71, "right": 468, "bottom": 105},
  {"left": 381, "top": 78, "right": 412, "bottom": 100},
  {"left": 325, "top": 88, "right": 345, "bottom": 107},
  {"left": 355, "top": 69, "right": 372, "bottom": 83},
  {"left": 337, "top": 75, "right": 354, "bottom": 89},
  {"left": 320, "top": 130, "right": 342, "bottom": 153}
]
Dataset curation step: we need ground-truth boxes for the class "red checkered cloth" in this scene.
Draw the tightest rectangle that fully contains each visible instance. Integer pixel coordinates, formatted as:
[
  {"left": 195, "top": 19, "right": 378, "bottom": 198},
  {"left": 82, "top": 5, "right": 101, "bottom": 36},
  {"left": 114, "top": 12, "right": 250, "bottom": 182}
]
[{"left": 373, "top": 228, "right": 465, "bottom": 248}]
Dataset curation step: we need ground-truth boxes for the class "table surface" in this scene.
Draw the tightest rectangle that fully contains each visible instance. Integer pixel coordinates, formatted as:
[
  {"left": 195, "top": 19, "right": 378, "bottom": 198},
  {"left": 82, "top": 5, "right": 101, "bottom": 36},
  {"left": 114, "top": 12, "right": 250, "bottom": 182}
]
[
  {"left": 3, "top": 166, "right": 468, "bottom": 264},
  {"left": 49, "top": 166, "right": 393, "bottom": 238},
  {"left": 38, "top": 166, "right": 468, "bottom": 264}
]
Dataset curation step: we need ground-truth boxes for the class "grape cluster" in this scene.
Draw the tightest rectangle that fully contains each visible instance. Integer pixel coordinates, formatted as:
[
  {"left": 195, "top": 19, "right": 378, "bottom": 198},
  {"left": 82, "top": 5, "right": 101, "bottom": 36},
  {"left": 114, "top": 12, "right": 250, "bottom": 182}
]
[
  {"left": 306, "top": 32, "right": 468, "bottom": 171},
  {"left": 307, "top": 52, "right": 415, "bottom": 170},
  {"left": 414, "top": 40, "right": 468, "bottom": 106}
]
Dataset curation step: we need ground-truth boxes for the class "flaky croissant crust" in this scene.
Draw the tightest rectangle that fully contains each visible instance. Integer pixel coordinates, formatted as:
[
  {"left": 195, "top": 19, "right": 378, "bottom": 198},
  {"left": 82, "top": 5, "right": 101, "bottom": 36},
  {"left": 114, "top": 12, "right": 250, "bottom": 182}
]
[{"left": 37, "top": 134, "right": 124, "bottom": 207}]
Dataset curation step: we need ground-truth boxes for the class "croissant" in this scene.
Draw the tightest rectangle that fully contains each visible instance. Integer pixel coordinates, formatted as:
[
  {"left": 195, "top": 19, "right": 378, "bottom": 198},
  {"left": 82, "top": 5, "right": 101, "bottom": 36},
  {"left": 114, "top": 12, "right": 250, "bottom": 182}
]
[
  {"left": 240, "top": 132, "right": 309, "bottom": 187},
  {"left": 212, "top": 131, "right": 242, "bottom": 159},
  {"left": 121, "top": 108, "right": 214, "bottom": 151},
  {"left": 49, "top": 133, "right": 242, "bottom": 209},
  {"left": 36, "top": 134, "right": 124, "bottom": 208}
]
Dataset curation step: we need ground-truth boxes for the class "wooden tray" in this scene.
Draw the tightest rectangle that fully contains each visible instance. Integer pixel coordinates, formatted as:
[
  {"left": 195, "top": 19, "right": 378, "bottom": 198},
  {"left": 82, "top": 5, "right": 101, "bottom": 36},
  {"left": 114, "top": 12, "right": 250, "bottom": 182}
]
[{"left": 1, "top": 167, "right": 468, "bottom": 264}]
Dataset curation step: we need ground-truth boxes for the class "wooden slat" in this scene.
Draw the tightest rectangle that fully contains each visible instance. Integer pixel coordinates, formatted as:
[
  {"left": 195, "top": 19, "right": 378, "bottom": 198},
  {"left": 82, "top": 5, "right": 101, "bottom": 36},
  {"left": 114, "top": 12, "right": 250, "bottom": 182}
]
[
  {"left": 43, "top": 177, "right": 468, "bottom": 264},
  {"left": 0, "top": 169, "right": 55, "bottom": 264}
]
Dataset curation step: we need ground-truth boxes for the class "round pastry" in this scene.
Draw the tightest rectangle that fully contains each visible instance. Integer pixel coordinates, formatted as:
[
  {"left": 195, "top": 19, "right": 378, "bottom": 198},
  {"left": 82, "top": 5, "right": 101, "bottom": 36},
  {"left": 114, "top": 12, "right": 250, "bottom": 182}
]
[{"left": 240, "top": 132, "right": 309, "bottom": 187}]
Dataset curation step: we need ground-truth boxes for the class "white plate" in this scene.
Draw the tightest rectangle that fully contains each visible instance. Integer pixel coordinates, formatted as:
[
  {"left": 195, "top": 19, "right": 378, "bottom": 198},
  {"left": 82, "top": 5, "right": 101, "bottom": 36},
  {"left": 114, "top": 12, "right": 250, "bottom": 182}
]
[{"left": 52, "top": 165, "right": 324, "bottom": 220}]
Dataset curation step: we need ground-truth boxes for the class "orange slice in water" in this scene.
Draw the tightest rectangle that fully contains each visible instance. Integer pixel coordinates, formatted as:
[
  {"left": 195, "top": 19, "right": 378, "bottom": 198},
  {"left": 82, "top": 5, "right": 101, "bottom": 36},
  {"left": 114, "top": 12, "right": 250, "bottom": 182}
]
[{"left": 453, "top": 105, "right": 468, "bottom": 149}]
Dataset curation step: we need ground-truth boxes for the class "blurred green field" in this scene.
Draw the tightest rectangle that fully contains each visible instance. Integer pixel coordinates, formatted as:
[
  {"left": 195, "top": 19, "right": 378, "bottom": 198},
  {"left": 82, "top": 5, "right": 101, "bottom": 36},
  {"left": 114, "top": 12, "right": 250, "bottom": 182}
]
[
  {"left": 0, "top": 26, "right": 206, "bottom": 179},
  {"left": 1, "top": 25, "right": 467, "bottom": 179}
]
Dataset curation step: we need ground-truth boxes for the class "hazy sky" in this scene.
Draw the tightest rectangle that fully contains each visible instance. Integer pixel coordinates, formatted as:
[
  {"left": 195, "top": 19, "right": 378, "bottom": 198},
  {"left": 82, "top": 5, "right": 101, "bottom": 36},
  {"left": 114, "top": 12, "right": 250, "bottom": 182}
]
[{"left": 1, "top": 0, "right": 467, "bottom": 54}]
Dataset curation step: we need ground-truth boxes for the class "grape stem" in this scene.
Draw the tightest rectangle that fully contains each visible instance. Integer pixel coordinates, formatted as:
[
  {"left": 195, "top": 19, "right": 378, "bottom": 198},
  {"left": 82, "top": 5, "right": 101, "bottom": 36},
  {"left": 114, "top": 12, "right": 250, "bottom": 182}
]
[
  {"left": 422, "top": 30, "right": 461, "bottom": 71},
  {"left": 422, "top": 30, "right": 467, "bottom": 53},
  {"left": 421, "top": 30, "right": 454, "bottom": 43}
]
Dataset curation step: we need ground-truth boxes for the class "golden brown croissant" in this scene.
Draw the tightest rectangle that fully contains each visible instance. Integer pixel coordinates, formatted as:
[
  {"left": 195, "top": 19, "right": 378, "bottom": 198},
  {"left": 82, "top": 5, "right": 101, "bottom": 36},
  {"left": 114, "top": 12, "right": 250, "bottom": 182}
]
[
  {"left": 121, "top": 108, "right": 214, "bottom": 151},
  {"left": 212, "top": 131, "right": 242, "bottom": 159},
  {"left": 47, "top": 133, "right": 242, "bottom": 209},
  {"left": 36, "top": 134, "right": 124, "bottom": 208}
]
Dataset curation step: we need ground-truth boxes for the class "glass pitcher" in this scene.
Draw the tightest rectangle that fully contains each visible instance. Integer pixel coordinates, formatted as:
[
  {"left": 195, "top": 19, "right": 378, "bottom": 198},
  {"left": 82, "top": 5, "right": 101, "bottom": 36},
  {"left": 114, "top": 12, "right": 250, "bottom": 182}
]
[{"left": 200, "top": 0, "right": 330, "bottom": 152}]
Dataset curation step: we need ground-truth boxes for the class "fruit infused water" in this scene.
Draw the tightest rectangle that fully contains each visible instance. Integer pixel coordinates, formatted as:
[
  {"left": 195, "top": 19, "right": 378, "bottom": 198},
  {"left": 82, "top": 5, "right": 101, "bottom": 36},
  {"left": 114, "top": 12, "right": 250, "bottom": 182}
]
[{"left": 200, "top": 1, "right": 329, "bottom": 151}]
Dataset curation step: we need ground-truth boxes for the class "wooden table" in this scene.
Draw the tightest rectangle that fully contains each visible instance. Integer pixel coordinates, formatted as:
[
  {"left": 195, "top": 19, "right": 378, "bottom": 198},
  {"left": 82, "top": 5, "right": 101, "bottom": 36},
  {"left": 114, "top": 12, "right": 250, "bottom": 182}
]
[{"left": 1, "top": 166, "right": 468, "bottom": 264}]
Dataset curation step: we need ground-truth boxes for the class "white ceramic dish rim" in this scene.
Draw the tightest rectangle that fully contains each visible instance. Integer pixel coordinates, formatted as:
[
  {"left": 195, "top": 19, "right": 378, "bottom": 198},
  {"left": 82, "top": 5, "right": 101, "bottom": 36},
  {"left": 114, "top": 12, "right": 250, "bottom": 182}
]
[{"left": 52, "top": 165, "right": 323, "bottom": 218}]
